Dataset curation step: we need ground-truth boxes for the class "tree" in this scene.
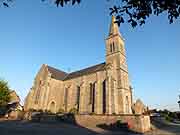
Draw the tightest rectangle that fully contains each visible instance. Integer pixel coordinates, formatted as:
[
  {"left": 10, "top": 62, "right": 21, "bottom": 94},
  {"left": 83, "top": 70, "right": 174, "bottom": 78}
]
[
  {"left": 1, "top": 0, "right": 180, "bottom": 28},
  {"left": 0, "top": 79, "right": 10, "bottom": 107}
]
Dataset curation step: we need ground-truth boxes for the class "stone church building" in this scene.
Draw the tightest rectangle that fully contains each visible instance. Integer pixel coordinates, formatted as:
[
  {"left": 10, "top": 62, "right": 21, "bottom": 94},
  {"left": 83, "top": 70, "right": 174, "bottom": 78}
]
[{"left": 24, "top": 16, "right": 133, "bottom": 115}]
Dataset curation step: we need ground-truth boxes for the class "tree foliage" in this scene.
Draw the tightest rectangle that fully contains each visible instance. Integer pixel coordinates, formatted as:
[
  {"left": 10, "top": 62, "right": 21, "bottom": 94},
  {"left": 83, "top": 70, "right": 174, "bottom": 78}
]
[
  {"left": 0, "top": 79, "right": 10, "bottom": 107},
  {"left": 1, "top": 0, "right": 180, "bottom": 28},
  {"left": 110, "top": 0, "right": 180, "bottom": 27}
]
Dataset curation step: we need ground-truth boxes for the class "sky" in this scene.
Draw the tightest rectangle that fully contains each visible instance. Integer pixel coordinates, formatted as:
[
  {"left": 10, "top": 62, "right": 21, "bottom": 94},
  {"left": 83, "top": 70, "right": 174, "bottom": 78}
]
[{"left": 0, "top": 0, "right": 180, "bottom": 111}]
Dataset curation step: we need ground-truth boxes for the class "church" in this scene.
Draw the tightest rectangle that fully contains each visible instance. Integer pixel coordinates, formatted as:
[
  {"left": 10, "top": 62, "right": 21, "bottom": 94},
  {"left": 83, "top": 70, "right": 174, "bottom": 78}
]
[{"left": 24, "top": 16, "right": 133, "bottom": 115}]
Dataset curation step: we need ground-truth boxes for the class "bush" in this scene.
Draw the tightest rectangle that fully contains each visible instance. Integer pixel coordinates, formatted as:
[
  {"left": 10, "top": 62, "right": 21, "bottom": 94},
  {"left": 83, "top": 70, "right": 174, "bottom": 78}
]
[
  {"left": 0, "top": 79, "right": 10, "bottom": 107},
  {"left": 29, "top": 108, "right": 37, "bottom": 112},
  {"left": 44, "top": 110, "right": 53, "bottom": 115},
  {"left": 0, "top": 106, "right": 8, "bottom": 116},
  {"left": 69, "top": 108, "right": 78, "bottom": 114},
  {"left": 89, "top": 112, "right": 95, "bottom": 115},
  {"left": 57, "top": 108, "right": 65, "bottom": 114},
  {"left": 165, "top": 115, "right": 173, "bottom": 122},
  {"left": 116, "top": 120, "right": 122, "bottom": 126}
]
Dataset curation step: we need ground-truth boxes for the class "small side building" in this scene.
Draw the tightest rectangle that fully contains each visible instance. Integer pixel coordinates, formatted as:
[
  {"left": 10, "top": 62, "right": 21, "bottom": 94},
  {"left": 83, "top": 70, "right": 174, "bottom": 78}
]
[{"left": 7, "top": 90, "right": 23, "bottom": 119}]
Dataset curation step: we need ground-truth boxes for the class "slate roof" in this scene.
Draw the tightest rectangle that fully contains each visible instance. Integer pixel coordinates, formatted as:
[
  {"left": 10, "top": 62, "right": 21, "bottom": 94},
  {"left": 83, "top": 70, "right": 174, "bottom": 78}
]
[
  {"left": 47, "top": 62, "right": 106, "bottom": 81},
  {"left": 47, "top": 66, "right": 68, "bottom": 81},
  {"left": 64, "top": 62, "right": 106, "bottom": 80}
]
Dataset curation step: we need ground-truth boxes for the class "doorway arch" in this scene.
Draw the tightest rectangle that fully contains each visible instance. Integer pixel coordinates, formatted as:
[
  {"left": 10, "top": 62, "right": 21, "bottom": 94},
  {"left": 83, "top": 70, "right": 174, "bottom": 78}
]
[{"left": 49, "top": 101, "right": 56, "bottom": 113}]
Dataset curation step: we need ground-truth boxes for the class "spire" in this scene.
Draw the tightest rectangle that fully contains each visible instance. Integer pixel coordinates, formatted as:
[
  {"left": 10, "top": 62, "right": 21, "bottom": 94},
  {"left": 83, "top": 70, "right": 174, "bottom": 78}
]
[{"left": 109, "top": 16, "right": 121, "bottom": 36}]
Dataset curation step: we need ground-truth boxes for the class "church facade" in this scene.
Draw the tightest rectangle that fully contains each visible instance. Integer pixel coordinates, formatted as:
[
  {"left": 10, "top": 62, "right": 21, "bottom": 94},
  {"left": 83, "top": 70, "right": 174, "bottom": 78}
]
[{"left": 24, "top": 16, "right": 133, "bottom": 115}]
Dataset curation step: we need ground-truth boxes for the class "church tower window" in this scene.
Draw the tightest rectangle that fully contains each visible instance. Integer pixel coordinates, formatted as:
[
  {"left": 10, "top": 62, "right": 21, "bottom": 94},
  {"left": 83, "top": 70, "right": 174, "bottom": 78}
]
[
  {"left": 110, "top": 44, "right": 113, "bottom": 53},
  {"left": 110, "top": 42, "right": 115, "bottom": 53},
  {"left": 112, "top": 42, "right": 115, "bottom": 52}
]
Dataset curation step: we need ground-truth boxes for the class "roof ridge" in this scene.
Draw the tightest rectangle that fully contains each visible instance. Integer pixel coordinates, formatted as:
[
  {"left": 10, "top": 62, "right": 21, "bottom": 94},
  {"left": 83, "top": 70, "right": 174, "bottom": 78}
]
[
  {"left": 63, "top": 62, "right": 106, "bottom": 81},
  {"left": 47, "top": 65, "right": 68, "bottom": 74},
  {"left": 68, "top": 62, "right": 105, "bottom": 74}
]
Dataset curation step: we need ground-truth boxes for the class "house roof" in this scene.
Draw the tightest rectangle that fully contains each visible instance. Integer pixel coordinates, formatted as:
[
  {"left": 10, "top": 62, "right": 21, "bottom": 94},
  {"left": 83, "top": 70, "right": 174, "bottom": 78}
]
[
  {"left": 9, "top": 90, "right": 20, "bottom": 103},
  {"left": 47, "top": 66, "right": 68, "bottom": 81},
  {"left": 47, "top": 62, "right": 106, "bottom": 81},
  {"left": 64, "top": 62, "right": 106, "bottom": 80}
]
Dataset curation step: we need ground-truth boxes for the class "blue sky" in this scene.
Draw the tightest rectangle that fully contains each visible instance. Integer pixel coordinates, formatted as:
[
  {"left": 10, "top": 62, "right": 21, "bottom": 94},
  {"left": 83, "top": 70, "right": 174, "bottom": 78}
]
[{"left": 0, "top": 0, "right": 180, "bottom": 111}]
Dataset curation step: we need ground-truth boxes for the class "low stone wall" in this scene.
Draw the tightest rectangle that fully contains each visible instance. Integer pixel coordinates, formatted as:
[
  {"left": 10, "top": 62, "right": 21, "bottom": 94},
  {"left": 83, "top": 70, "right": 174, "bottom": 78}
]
[{"left": 75, "top": 114, "right": 151, "bottom": 133}]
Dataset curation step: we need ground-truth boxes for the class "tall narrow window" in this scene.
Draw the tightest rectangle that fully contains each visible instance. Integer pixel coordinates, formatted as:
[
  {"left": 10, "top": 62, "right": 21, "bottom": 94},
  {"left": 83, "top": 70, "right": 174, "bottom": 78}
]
[
  {"left": 64, "top": 88, "right": 68, "bottom": 112},
  {"left": 92, "top": 83, "right": 96, "bottom": 113},
  {"left": 76, "top": 86, "right": 80, "bottom": 112},
  {"left": 111, "top": 79, "right": 115, "bottom": 114},
  {"left": 110, "top": 44, "right": 113, "bottom": 53},
  {"left": 89, "top": 83, "right": 95, "bottom": 113},
  {"left": 125, "top": 96, "right": 129, "bottom": 114},
  {"left": 34, "top": 88, "right": 40, "bottom": 104},
  {"left": 89, "top": 83, "right": 93, "bottom": 104},
  {"left": 34, "top": 80, "right": 42, "bottom": 104},
  {"left": 102, "top": 80, "right": 106, "bottom": 114},
  {"left": 112, "top": 42, "right": 115, "bottom": 52}
]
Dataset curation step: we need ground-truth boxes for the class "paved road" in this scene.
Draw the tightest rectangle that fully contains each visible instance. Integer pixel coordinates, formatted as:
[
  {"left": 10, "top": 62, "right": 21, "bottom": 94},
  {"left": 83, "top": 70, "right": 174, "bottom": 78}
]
[
  {"left": 0, "top": 118, "right": 180, "bottom": 135},
  {"left": 0, "top": 120, "right": 139, "bottom": 135},
  {"left": 145, "top": 117, "right": 180, "bottom": 135}
]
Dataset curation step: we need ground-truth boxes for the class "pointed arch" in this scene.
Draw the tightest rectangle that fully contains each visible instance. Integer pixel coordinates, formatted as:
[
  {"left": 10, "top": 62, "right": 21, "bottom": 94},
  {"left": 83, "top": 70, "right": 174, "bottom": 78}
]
[
  {"left": 64, "top": 88, "right": 69, "bottom": 112},
  {"left": 89, "top": 82, "right": 96, "bottom": 113},
  {"left": 102, "top": 80, "right": 106, "bottom": 114},
  {"left": 76, "top": 86, "right": 81, "bottom": 112},
  {"left": 48, "top": 101, "right": 56, "bottom": 113}
]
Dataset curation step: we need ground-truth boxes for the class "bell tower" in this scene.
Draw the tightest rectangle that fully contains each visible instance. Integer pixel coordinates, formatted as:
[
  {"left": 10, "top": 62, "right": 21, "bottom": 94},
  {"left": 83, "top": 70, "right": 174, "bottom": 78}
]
[{"left": 105, "top": 16, "right": 132, "bottom": 114}]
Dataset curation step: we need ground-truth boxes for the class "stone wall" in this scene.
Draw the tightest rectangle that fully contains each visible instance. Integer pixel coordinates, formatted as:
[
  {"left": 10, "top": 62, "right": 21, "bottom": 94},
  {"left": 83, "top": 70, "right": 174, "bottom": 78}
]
[{"left": 74, "top": 114, "right": 151, "bottom": 133}]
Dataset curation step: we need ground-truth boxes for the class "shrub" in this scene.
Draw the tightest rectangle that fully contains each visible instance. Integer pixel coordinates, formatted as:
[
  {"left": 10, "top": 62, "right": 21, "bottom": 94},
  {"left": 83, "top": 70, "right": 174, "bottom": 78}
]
[
  {"left": 165, "top": 115, "right": 173, "bottom": 122},
  {"left": 69, "top": 108, "right": 78, "bottom": 114},
  {"left": 0, "top": 79, "right": 10, "bottom": 107},
  {"left": 89, "top": 112, "right": 95, "bottom": 115},
  {"left": 29, "top": 108, "right": 37, "bottom": 112},
  {"left": 57, "top": 108, "right": 65, "bottom": 114},
  {"left": 0, "top": 106, "right": 8, "bottom": 116}
]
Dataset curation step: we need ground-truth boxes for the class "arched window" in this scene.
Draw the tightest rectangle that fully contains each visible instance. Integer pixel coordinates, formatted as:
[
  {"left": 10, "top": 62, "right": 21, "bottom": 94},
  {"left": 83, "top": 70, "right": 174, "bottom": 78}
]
[
  {"left": 110, "top": 44, "right": 113, "bottom": 53},
  {"left": 49, "top": 101, "right": 56, "bottom": 113},
  {"left": 89, "top": 83, "right": 93, "bottom": 104},
  {"left": 34, "top": 88, "right": 40, "bottom": 104},
  {"left": 112, "top": 42, "right": 115, "bottom": 52},
  {"left": 110, "top": 42, "right": 115, "bottom": 53},
  {"left": 111, "top": 79, "right": 115, "bottom": 114},
  {"left": 89, "top": 83, "right": 96, "bottom": 113},
  {"left": 34, "top": 80, "right": 42, "bottom": 104},
  {"left": 64, "top": 88, "right": 68, "bottom": 112},
  {"left": 76, "top": 86, "right": 81, "bottom": 112},
  {"left": 102, "top": 80, "right": 106, "bottom": 114}
]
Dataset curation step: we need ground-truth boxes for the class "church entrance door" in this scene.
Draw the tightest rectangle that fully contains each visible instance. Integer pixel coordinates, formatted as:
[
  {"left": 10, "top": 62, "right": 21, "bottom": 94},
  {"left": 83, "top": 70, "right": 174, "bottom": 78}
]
[{"left": 49, "top": 101, "right": 56, "bottom": 113}]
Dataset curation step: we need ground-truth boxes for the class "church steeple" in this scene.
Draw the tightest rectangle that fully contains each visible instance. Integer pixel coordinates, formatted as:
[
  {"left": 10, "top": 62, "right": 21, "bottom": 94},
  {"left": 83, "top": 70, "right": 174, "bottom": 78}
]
[
  {"left": 109, "top": 16, "right": 121, "bottom": 36},
  {"left": 105, "top": 16, "right": 132, "bottom": 114},
  {"left": 106, "top": 16, "right": 125, "bottom": 57}
]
